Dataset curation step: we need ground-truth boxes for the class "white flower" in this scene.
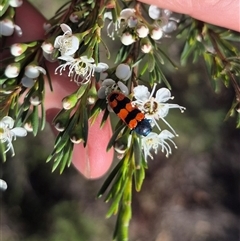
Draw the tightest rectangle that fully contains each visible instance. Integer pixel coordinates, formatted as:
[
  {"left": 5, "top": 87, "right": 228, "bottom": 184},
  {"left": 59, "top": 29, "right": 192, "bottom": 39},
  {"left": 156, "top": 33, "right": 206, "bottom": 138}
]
[
  {"left": 142, "top": 130, "right": 177, "bottom": 159},
  {"left": 54, "top": 24, "right": 80, "bottom": 56},
  {"left": 132, "top": 84, "right": 185, "bottom": 135},
  {"left": 55, "top": 55, "right": 108, "bottom": 85},
  {"left": 0, "top": 116, "right": 27, "bottom": 156},
  {"left": 105, "top": 8, "right": 136, "bottom": 40}
]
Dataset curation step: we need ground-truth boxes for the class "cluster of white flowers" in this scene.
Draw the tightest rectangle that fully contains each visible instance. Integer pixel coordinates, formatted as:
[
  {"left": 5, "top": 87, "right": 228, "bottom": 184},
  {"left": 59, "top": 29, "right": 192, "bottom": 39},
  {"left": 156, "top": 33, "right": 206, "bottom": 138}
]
[
  {"left": 104, "top": 6, "right": 179, "bottom": 46},
  {"left": 0, "top": 116, "right": 27, "bottom": 156},
  {"left": 148, "top": 5, "right": 179, "bottom": 40},
  {"left": 53, "top": 24, "right": 109, "bottom": 85},
  {"left": 132, "top": 83, "right": 185, "bottom": 159},
  {"left": 105, "top": 8, "right": 149, "bottom": 45},
  {"left": 97, "top": 62, "right": 185, "bottom": 160}
]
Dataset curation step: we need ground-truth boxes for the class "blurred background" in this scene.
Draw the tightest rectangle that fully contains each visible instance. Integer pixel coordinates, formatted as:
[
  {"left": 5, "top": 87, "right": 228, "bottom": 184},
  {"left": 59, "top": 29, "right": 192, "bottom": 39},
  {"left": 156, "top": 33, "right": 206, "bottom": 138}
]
[{"left": 1, "top": 1, "right": 240, "bottom": 241}]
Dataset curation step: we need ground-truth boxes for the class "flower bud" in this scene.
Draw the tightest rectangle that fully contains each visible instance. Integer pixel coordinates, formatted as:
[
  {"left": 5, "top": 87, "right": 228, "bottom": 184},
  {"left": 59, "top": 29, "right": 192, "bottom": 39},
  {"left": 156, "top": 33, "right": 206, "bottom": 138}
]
[
  {"left": 196, "top": 34, "right": 203, "bottom": 42},
  {"left": 62, "top": 93, "right": 78, "bottom": 110},
  {"left": 69, "top": 12, "right": 79, "bottom": 23},
  {"left": 87, "top": 85, "right": 97, "bottom": 105},
  {"left": 121, "top": 32, "right": 135, "bottom": 46},
  {"left": 4, "top": 63, "right": 21, "bottom": 78},
  {"left": 9, "top": 0, "right": 23, "bottom": 7},
  {"left": 150, "top": 27, "right": 164, "bottom": 40},
  {"left": 127, "top": 16, "right": 138, "bottom": 28},
  {"left": 70, "top": 124, "right": 84, "bottom": 144},
  {"left": 43, "top": 22, "right": 51, "bottom": 31},
  {"left": 30, "top": 95, "right": 42, "bottom": 106},
  {"left": 24, "top": 64, "right": 46, "bottom": 79},
  {"left": 136, "top": 24, "right": 149, "bottom": 38},
  {"left": 41, "top": 42, "right": 56, "bottom": 62},
  {"left": 2, "top": 79, "right": 16, "bottom": 93},
  {"left": 24, "top": 122, "right": 33, "bottom": 132},
  {"left": 0, "top": 19, "right": 14, "bottom": 36},
  {"left": 53, "top": 109, "right": 71, "bottom": 132},
  {"left": 70, "top": 136, "right": 83, "bottom": 144},
  {"left": 141, "top": 42, "right": 152, "bottom": 53},
  {"left": 41, "top": 41, "right": 54, "bottom": 54},
  {"left": 10, "top": 43, "right": 28, "bottom": 56}
]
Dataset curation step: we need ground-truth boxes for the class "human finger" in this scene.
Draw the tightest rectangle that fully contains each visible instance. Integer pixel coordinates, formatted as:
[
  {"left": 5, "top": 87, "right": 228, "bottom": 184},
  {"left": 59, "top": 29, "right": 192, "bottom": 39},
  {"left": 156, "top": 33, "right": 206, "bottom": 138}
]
[
  {"left": 44, "top": 62, "right": 114, "bottom": 179},
  {"left": 139, "top": 0, "right": 240, "bottom": 32}
]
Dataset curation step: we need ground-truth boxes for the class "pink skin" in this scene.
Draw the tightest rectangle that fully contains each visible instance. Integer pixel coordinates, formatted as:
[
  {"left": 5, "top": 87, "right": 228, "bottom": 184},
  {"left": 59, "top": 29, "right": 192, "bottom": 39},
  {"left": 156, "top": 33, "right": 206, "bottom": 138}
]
[
  {"left": 139, "top": 0, "right": 240, "bottom": 32},
  {"left": 6, "top": 1, "right": 114, "bottom": 179}
]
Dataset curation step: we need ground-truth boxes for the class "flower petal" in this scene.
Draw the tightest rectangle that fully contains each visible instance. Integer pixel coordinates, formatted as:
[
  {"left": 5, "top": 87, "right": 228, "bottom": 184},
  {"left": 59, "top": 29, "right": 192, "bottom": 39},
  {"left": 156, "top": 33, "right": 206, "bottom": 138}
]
[
  {"left": 97, "top": 87, "right": 107, "bottom": 99},
  {"left": 156, "top": 88, "right": 171, "bottom": 102},
  {"left": 148, "top": 5, "right": 161, "bottom": 20},
  {"left": 117, "top": 81, "right": 129, "bottom": 95},
  {"left": 120, "top": 8, "right": 136, "bottom": 19},
  {"left": 60, "top": 23, "right": 72, "bottom": 35},
  {"left": 54, "top": 36, "right": 62, "bottom": 48},
  {"left": 115, "top": 64, "right": 131, "bottom": 81},
  {"left": 11, "top": 127, "right": 27, "bottom": 137},
  {"left": 133, "top": 85, "right": 150, "bottom": 101},
  {"left": 94, "top": 62, "right": 109, "bottom": 72},
  {"left": 21, "top": 76, "right": 35, "bottom": 88},
  {"left": 1, "top": 116, "right": 14, "bottom": 128},
  {"left": 102, "top": 78, "right": 115, "bottom": 86},
  {"left": 159, "top": 129, "right": 175, "bottom": 139},
  {"left": 80, "top": 56, "right": 94, "bottom": 63}
]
